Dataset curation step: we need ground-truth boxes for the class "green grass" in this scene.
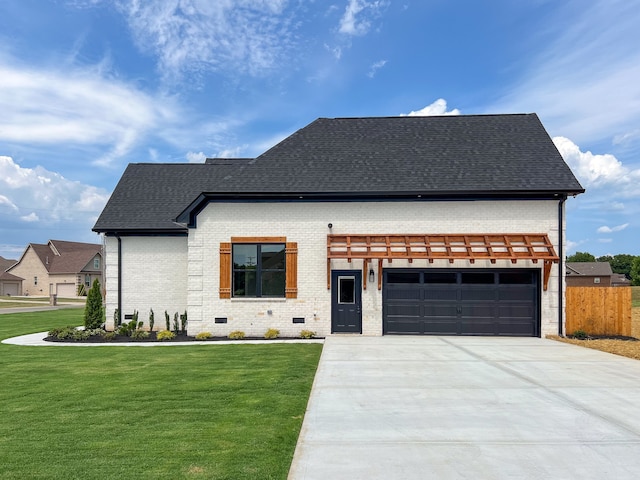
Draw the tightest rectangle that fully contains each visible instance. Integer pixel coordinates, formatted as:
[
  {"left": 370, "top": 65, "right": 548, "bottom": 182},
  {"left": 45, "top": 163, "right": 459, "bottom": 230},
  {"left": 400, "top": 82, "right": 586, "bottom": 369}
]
[
  {"left": 0, "top": 310, "right": 322, "bottom": 479},
  {"left": 633, "top": 286, "right": 640, "bottom": 308}
]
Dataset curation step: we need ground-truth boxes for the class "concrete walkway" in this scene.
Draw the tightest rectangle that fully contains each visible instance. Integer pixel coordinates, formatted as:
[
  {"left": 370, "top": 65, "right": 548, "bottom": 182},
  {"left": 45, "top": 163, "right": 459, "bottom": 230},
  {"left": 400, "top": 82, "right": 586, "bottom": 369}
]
[{"left": 289, "top": 336, "right": 640, "bottom": 479}]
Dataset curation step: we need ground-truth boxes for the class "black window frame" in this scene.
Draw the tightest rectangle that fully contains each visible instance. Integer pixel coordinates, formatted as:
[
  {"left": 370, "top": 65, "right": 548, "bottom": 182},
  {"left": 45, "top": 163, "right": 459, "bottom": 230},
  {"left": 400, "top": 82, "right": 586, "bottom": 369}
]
[{"left": 232, "top": 243, "right": 286, "bottom": 298}]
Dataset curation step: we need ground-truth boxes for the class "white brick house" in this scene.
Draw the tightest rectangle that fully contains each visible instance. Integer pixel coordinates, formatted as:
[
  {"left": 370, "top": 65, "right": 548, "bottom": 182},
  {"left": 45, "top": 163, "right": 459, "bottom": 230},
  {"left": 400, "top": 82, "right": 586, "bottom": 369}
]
[{"left": 94, "top": 114, "right": 584, "bottom": 338}]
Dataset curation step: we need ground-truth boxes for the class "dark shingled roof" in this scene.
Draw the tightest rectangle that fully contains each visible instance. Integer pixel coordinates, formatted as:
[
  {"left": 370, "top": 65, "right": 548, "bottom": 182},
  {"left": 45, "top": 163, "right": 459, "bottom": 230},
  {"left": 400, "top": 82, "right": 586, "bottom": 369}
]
[{"left": 93, "top": 114, "right": 584, "bottom": 233}]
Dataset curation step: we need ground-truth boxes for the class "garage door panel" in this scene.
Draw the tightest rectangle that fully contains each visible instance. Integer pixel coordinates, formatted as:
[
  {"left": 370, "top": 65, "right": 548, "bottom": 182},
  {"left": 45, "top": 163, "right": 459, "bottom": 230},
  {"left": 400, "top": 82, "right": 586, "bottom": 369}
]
[{"left": 383, "top": 268, "right": 539, "bottom": 337}]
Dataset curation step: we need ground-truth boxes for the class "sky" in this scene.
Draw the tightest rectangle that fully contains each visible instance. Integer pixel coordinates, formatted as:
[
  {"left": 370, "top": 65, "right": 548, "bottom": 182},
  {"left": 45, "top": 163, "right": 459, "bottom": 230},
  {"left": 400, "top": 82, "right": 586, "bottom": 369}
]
[{"left": 1, "top": 0, "right": 639, "bottom": 260}]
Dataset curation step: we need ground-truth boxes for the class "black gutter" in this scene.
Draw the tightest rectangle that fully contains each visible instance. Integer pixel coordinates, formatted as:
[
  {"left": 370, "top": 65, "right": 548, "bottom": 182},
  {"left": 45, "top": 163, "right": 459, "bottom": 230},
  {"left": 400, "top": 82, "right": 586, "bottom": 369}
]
[
  {"left": 116, "top": 234, "right": 122, "bottom": 326},
  {"left": 558, "top": 197, "right": 566, "bottom": 336}
]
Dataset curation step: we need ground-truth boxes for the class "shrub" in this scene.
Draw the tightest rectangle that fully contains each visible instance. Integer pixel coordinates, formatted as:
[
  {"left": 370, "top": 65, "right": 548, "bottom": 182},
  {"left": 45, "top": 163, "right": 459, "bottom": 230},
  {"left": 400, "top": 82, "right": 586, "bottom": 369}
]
[
  {"left": 104, "top": 331, "right": 118, "bottom": 341},
  {"left": 300, "top": 330, "right": 316, "bottom": 339},
  {"left": 49, "top": 326, "right": 77, "bottom": 340},
  {"left": 156, "top": 330, "right": 176, "bottom": 341},
  {"left": 173, "top": 312, "right": 179, "bottom": 333},
  {"left": 131, "top": 330, "right": 150, "bottom": 340},
  {"left": 195, "top": 332, "right": 212, "bottom": 340},
  {"left": 84, "top": 279, "right": 104, "bottom": 329},
  {"left": 85, "top": 328, "right": 106, "bottom": 338},
  {"left": 114, "top": 308, "right": 121, "bottom": 328},
  {"left": 72, "top": 329, "right": 90, "bottom": 341},
  {"left": 228, "top": 330, "right": 246, "bottom": 340},
  {"left": 180, "top": 310, "right": 188, "bottom": 334},
  {"left": 165, "top": 310, "right": 170, "bottom": 331},
  {"left": 572, "top": 329, "right": 589, "bottom": 340},
  {"left": 149, "top": 308, "right": 155, "bottom": 332},
  {"left": 264, "top": 328, "right": 280, "bottom": 339}
]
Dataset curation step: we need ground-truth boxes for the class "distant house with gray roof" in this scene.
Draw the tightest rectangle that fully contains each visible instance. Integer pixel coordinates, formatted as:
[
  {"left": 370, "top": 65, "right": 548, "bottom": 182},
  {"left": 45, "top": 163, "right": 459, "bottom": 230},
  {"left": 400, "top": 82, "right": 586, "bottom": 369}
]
[
  {"left": 6, "top": 240, "right": 102, "bottom": 297},
  {"left": 94, "top": 113, "right": 584, "bottom": 338},
  {"left": 0, "top": 256, "right": 22, "bottom": 296},
  {"left": 565, "top": 262, "right": 614, "bottom": 287}
]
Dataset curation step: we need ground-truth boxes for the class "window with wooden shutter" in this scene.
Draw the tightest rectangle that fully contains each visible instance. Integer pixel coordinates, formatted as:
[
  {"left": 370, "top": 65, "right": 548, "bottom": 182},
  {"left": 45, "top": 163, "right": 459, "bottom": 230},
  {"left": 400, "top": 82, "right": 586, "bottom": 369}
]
[{"left": 220, "top": 238, "right": 297, "bottom": 299}]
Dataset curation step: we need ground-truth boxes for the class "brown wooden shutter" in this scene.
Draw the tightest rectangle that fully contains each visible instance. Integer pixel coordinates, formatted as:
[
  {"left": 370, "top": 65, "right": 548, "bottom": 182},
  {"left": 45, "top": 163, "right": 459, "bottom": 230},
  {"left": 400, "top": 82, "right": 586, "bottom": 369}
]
[
  {"left": 285, "top": 242, "right": 298, "bottom": 299},
  {"left": 219, "top": 242, "right": 231, "bottom": 299}
]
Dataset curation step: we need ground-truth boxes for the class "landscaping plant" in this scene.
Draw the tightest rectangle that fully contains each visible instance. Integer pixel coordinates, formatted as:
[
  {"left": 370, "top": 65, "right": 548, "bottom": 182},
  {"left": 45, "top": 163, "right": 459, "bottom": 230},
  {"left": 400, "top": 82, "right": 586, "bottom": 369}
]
[
  {"left": 149, "top": 308, "right": 155, "bottom": 332},
  {"left": 180, "top": 310, "right": 188, "bottom": 334},
  {"left": 264, "top": 328, "right": 280, "bottom": 339},
  {"left": 83, "top": 279, "right": 104, "bottom": 329},
  {"left": 173, "top": 312, "right": 179, "bottom": 333},
  {"left": 164, "top": 310, "right": 170, "bottom": 331}
]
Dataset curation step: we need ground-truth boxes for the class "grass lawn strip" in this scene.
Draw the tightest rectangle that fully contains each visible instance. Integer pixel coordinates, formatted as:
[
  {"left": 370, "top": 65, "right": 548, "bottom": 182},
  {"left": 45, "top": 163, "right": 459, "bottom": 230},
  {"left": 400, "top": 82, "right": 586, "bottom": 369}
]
[{"left": 0, "top": 309, "right": 321, "bottom": 480}]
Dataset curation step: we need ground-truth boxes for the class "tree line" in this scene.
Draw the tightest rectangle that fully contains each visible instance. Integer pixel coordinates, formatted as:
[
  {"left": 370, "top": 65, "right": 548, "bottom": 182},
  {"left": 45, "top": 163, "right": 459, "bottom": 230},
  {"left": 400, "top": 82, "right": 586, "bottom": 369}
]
[{"left": 566, "top": 252, "right": 640, "bottom": 286}]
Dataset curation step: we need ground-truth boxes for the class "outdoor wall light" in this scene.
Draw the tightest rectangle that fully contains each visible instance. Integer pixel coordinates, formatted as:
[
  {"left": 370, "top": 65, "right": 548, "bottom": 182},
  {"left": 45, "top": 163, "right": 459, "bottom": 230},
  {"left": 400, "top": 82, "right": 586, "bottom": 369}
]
[
  {"left": 328, "top": 223, "right": 333, "bottom": 229},
  {"left": 369, "top": 268, "right": 375, "bottom": 283}
]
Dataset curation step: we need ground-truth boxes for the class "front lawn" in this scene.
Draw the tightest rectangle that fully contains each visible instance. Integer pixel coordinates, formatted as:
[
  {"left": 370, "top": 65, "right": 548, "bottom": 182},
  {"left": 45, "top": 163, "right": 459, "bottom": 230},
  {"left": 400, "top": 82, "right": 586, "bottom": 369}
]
[{"left": 0, "top": 310, "right": 321, "bottom": 479}]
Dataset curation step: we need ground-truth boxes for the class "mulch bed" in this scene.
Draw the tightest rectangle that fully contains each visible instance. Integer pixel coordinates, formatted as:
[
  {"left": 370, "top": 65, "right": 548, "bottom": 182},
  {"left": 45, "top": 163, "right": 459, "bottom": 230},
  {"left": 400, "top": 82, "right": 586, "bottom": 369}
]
[{"left": 45, "top": 332, "right": 322, "bottom": 343}]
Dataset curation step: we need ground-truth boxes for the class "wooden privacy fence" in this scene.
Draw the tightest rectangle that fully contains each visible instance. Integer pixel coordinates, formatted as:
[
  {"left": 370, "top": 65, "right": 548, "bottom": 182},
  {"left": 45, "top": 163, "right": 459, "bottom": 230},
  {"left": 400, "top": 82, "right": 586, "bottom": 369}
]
[{"left": 566, "top": 287, "right": 632, "bottom": 336}]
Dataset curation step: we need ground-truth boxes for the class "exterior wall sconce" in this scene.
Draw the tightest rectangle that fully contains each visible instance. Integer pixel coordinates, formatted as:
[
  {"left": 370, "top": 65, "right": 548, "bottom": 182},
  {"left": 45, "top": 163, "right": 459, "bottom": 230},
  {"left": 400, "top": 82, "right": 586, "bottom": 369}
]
[{"left": 368, "top": 267, "right": 375, "bottom": 283}]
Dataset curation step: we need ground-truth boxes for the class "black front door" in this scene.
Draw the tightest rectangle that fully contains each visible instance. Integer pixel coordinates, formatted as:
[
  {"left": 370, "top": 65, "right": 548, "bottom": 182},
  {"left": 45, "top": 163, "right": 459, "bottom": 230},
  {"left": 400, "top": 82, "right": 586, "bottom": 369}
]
[{"left": 331, "top": 270, "right": 362, "bottom": 333}]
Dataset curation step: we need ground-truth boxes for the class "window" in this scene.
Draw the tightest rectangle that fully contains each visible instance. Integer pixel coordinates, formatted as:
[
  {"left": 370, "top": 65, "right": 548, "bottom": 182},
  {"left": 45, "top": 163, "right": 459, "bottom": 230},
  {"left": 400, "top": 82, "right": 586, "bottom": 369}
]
[
  {"left": 233, "top": 244, "right": 285, "bottom": 297},
  {"left": 85, "top": 275, "right": 91, "bottom": 287},
  {"left": 34, "top": 276, "right": 38, "bottom": 285},
  {"left": 94, "top": 258, "right": 100, "bottom": 269},
  {"left": 220, "top": 238, "right": 298, "bottom": 299}
]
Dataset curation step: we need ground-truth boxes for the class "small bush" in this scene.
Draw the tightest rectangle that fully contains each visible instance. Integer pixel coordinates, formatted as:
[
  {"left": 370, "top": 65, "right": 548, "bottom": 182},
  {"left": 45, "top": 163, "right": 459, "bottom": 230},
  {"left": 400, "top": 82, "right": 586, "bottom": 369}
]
[
  {"left": 131, "top": 330, "right": 150, "bottom": 340},
  {"left": 300, "top": 330, "right": 316, "bottom": 339},
  {"left": 149, "top": 308, "right": 155, "bottom": 332},
  {"left": 50, "top": 326, "right": 78, "bottom": 340},
  {"left": 72, "top": 329, "right": 90, "bottom": 341},
  {"left": 165, "top": 310, "right": 170, "bottom": 331},
  {"left": 572, "top": 329, "right": 589, "bottom": 340},
  {"left": 228, "top": 330, "right": 246, "bottom": 340},
  {"left": 264, "top": 328, "right": 280, "bottom": 339},
  {"left": 85, "top": 328, "right": 106, "bottom": 338},
  {"left": 195, "top": 332, "right": 212, "bottom": 340},
  {"left": 156, "top": 330, "right": 176, "bottom": 341},
  {"left": 104, "top": 331, "right": 118, "bottom": 341}
]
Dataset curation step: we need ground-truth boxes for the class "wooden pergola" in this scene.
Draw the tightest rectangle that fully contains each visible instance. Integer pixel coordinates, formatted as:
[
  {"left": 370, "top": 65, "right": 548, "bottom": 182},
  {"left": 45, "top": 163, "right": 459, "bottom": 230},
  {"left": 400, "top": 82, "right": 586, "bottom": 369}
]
[{"left": 327, "top": 234, "right": 559, "bottom": 291}]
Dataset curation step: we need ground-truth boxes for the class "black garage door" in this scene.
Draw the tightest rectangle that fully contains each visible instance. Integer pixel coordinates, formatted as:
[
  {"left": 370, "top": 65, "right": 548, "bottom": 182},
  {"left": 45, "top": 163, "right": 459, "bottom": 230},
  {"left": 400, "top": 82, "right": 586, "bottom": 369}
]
[{"left": 383, "top": 269, "right": 539, "bottom": 336}]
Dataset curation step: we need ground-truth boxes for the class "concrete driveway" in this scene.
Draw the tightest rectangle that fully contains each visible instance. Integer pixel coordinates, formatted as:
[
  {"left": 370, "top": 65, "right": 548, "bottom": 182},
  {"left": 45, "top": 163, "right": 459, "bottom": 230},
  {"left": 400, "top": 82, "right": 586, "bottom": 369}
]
[{"left": 289, "top": 336, "right": 640, "bottom": 479}]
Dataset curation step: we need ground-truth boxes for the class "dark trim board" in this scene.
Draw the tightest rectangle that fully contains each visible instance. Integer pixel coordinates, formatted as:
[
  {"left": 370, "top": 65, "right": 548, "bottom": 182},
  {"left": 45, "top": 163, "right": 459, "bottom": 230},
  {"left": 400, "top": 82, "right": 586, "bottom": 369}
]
[{"left": 383, "top": 268, "right": 541, "bottom": 337}]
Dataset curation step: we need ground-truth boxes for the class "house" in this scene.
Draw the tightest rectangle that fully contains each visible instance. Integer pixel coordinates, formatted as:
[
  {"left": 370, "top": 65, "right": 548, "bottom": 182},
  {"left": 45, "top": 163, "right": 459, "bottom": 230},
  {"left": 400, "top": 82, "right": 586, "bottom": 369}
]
[
  {"left": 93, "top": 114, "right": 584, "bottom": 337},
  {"left": 0, "top": 256, "right": 22, "bottom": 296},
  {"left": 612, "top": 273, "right": 631, "bottom": 287},
  {"left": 565, "top": 262, "right": 613, "bottom": 287},
  {"left": 7, "top": 240, "right": 103, "bottom": 297}
]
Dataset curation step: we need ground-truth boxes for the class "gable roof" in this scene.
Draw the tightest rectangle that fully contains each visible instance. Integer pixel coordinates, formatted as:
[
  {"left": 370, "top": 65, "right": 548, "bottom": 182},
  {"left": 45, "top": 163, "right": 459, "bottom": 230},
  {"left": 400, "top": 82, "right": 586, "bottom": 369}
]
[
  {"left": 566, "top": 262, "right": 613, "bottom": 276},
  {"left": 0, "top": 256, "right": 17, "bottom": 272},
  {"left": 94, "top": 114, "right": 584, "bottom": 233},
  {"left": 9, "top": 240, "right": 102, "bottom": 275}
]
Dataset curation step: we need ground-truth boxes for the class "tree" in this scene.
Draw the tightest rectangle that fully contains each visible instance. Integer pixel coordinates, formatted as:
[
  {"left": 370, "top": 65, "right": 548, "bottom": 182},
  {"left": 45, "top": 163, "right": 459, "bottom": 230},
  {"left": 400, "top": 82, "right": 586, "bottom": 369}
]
[
  {"left": 631, "top": 257, "right": 640, "bottom": 286},
  {"left": 610, "top": 254, "right": 636, "bottom": 279},
  {"left": 84, "top": 279, "right": 104, "bottom": 329},
  {"left": 567, "top": 251, "right": 596, "bottom": 262}
]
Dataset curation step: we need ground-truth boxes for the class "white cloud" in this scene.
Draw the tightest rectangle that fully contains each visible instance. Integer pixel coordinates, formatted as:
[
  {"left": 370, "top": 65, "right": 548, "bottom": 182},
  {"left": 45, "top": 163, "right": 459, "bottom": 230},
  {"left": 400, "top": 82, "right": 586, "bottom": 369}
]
[
  {"left": 597, "top": 223, "right": 629, "bottom": 234},
  {"left": 111, "top": 0, "right": 296, "bottom": 78},
  {"left": 21, "top": 212, "right": 39, "bottom": 222},
  {"left": 186, "top": 151, "right": 207, "bottom": 163},
  {"left": 401, "top": 99, "right": 461, "bottom": 117},
  {"left": 0, "top": 57, "right": 177, "bottom": 167},
  {"left": 0, "top": 156, "right": 110, "bottom": 225},
  {"left": 553, "top": 137, "right": 640, "bottom": 195},
  {"left": 367, "top": 59, "right": 387, "bottom": 78},
  {"left": 339, "top": 0, "right": 388, "bottom": 36}
]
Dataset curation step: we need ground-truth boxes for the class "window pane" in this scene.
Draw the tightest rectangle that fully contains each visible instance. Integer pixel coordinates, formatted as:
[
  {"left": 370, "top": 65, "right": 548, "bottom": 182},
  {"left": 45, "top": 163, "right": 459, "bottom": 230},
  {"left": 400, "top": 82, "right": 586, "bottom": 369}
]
[
  {"left": 499, "top": 272, "right": 534, "bottom": 285},
  {"left": 423, "top": 272, "right": 458, "bottom": 284},
  {"left": 233, "top": 271, "right": 256, "bottom": 297},
  {"left": 261, "top": 244, "right": 285, "bottom": 270},
  {"left": 233, "top": 244, "right": 258, "bottom": 269},
  {"left": 339, "top": 277, "right": 355, "bottom": 304},
  {"left": 461, "top": 272, "right": 495, "bottom": 284},
  {"left": 262, "top": 271, "right": 286, "bottom": 296},
  {"left": 387, "top": 272, "right": 420, "bottom": 284}
]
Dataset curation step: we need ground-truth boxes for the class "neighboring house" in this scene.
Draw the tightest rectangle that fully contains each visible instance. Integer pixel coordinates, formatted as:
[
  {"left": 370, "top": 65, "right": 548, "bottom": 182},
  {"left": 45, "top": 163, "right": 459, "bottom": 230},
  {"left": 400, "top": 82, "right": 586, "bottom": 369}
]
[
  {"left": 612, "top": 273, "right": 631, "bottom": 287},
  {"left": 7, "top": 240, "right": 102, "bottom": 297},
  {"left": 565, "top": 262, "right": 613, "bottom": 287},
  {"left": 93, "top": 114, "right": 584, "bottom": 338},
  {"left": 0, "top": 256, "right": 22, "bottom": 296}
]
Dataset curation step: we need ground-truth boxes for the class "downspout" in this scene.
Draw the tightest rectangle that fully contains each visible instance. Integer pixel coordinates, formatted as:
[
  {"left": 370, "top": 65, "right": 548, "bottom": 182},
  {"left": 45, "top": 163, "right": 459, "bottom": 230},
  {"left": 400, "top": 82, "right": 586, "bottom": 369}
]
[
  {"left": 116, "top": 234, "right": 122, "bottom": 326},
  {"left": 558, "top": 197, "right": 566, "bottom": 336}
]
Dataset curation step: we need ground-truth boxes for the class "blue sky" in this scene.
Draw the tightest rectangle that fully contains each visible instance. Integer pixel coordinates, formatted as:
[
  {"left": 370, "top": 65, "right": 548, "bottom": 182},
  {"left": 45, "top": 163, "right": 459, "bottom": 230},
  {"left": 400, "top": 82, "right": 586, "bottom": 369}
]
[{"left": 1, "top": 0, "right": 639, "bottom": 260}]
